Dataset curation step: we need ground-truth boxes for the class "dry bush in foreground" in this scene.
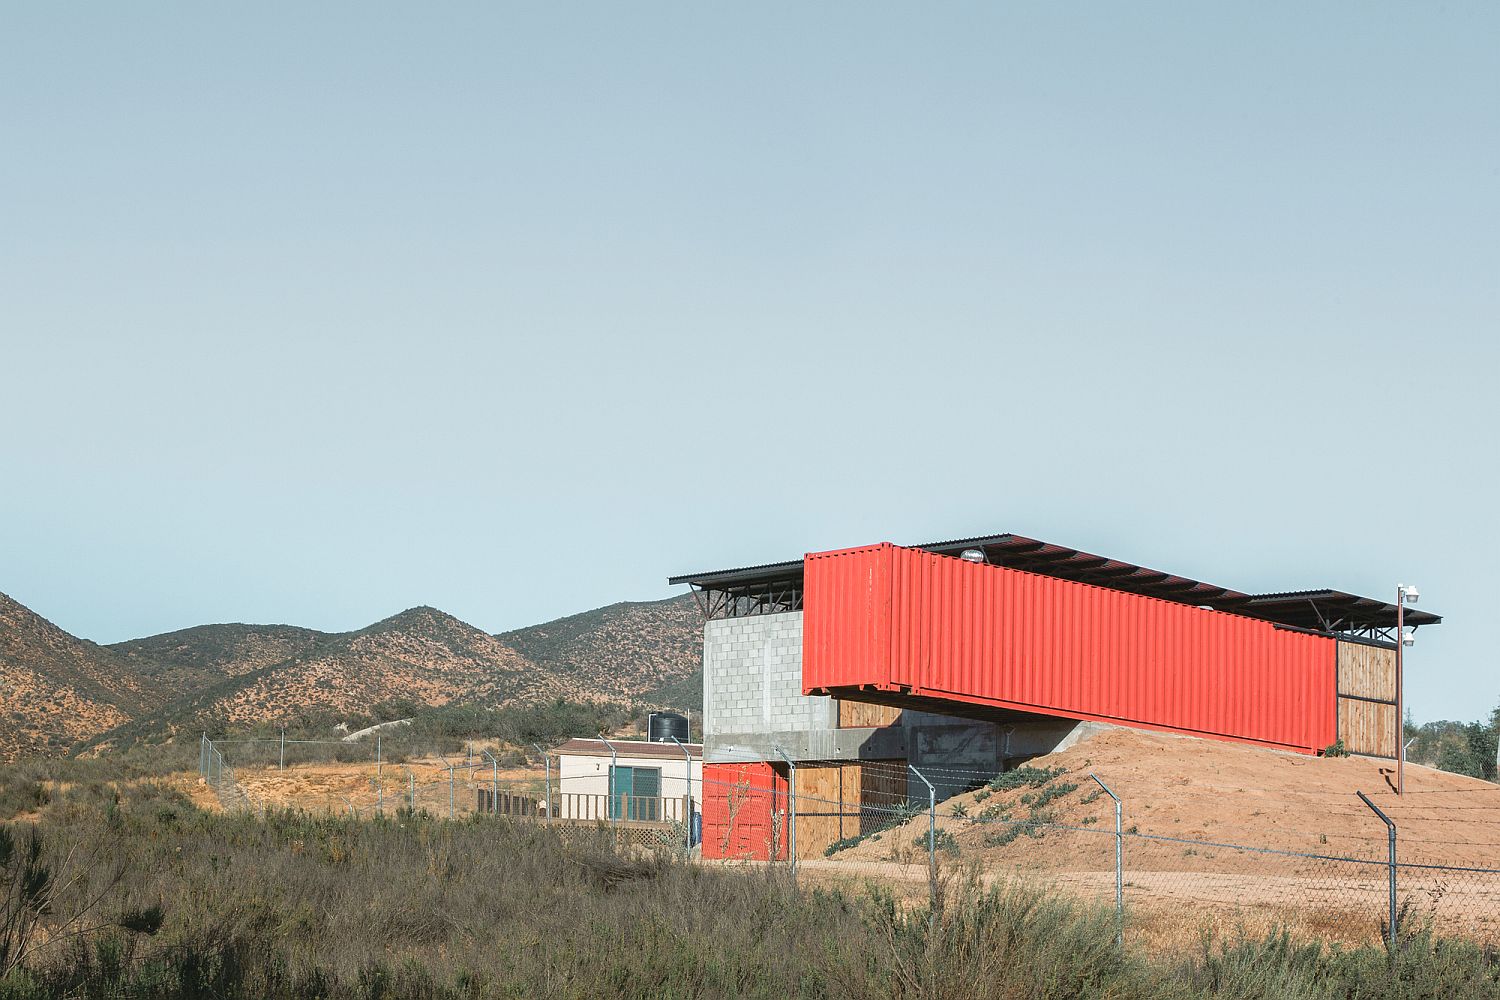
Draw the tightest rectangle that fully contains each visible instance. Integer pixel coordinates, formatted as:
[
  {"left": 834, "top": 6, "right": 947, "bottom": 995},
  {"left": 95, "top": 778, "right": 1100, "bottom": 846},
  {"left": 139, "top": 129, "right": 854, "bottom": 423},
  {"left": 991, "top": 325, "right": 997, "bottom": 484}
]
[{"left": 0, "top": 760, "right": 1499, "bottom": 999}]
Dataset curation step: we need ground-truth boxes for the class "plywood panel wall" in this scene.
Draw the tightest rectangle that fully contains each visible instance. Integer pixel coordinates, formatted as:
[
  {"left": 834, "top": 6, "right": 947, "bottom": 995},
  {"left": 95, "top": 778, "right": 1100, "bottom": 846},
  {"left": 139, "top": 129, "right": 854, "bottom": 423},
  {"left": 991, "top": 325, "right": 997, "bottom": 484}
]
[
  {"left": 790, "top": 761, "right": 911, "bottom": 858},
  {"left": 838, "top": 699, "right": 903, "bottom": 729}
]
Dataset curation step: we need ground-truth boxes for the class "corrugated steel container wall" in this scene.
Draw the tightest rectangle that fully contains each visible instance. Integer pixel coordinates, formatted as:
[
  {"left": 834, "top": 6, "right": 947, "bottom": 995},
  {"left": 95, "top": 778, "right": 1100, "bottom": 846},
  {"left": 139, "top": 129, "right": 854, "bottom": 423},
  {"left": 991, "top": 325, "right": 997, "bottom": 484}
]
[
  {"left": 700, "top": 762, "right": 788, "bottom": 861},
  {"left": 804, "top": 544, "right": 1337, "bottom": 754}
]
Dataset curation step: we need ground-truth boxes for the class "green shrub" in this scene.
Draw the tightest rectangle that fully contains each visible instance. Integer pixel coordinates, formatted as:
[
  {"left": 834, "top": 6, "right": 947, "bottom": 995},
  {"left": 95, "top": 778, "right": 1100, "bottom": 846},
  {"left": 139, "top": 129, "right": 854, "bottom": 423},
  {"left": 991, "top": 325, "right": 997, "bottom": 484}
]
[
  {"left": 6, "top": 759, "right": 1500, "bottom": 999},
  {"left": 987, "top": 765, "right": 1067, "bottom": 792}
]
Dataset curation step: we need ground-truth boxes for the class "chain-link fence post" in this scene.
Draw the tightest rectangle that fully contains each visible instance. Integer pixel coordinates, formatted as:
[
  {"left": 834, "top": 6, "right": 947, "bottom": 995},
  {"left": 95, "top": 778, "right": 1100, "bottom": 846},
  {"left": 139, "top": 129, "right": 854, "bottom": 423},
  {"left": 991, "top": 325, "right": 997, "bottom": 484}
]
[
  {"left": 376, "top": 735, "right": 383, "bottom": 815},
  {"left": 774, "top": 747, "right": 797, "bottom": 873},
  {"left": 668, "top": 735, "right": 693, "bottom": 847},
  {"left": 1358, "top": 791, "right": 1398, "bottom": 946},
  {"left": 909, "top": 765, "right": 937, "bottom": 911},
  {"left": 199, "top": 733, "right": 208, "bottom": 777},
  {"left": 1090, "top": 772, "right": 1123, "bottom": 948},
  {"left": 279, "top": 728, "right": 286, "bottom": 770},
  {"left": 482, "top": 748, "right": 500, "bottom": 815},
  {"left": 533, "top": 744, "right": 552, "bottom": 824}
]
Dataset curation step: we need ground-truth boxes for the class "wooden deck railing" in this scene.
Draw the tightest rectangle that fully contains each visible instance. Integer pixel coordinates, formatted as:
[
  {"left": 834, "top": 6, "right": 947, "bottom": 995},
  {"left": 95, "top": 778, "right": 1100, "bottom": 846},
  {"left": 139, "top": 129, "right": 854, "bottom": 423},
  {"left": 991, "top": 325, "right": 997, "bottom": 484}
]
[{"left": 475, "top": 785, "right": 692, "bottom": 827}]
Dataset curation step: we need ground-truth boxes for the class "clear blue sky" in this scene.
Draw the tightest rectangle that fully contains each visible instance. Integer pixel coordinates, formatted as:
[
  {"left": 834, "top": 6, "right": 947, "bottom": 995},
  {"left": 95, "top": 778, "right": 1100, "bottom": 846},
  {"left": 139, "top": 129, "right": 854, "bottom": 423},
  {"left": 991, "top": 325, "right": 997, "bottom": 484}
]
[{"left": 2, "top": 5, "right": 1494, "bottom": 722}]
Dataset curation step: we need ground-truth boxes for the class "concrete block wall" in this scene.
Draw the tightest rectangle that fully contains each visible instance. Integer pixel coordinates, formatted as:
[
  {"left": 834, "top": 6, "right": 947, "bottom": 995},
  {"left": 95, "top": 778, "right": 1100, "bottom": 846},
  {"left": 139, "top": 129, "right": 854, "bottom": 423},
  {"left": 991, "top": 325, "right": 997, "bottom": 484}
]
[{"left": 703, "top": 612, "right": 835, "bottom": 738}]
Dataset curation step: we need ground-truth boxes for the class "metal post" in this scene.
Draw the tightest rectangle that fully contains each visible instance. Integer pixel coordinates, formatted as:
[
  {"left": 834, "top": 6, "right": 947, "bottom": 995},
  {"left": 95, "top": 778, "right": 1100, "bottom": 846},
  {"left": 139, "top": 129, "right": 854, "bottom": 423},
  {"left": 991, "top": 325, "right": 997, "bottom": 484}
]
[
  {"left": 599, "top": 736, "right": 620, "bottom": 827},
  {"left": 668, "top": 735, "right": 693, "bottom": 843},
  {"left": 774, "top": 746, "right": 797, "bottom": 872},
  {"left": 279, "top": 728, "right": 285, "bottom": 771},
  {"left": 199, "top": 733, "right": 208, "bottom": 777},
  {"left": 1358, "top": 791, "right": 1399, "bottom": 946},
  {"left": 1090, "top": 772, "right": 1124, "bottom": 948},
  {"left": 376, "top": 735, "right": 383, "bottom": 815},
  {"left": 909, "top": 765, "right": 937, "bottom": 911},
  {"left": 406, "top": 768, "right": 415, "bottom": 809},
  {"left": 482, "top": 749, "right": 499, "bottom": 814},
  {"left": 533, "top": 744, "right": 552, "bottom": 823},
  {"left": 1395, "top": 588, "right": 1405, "bottom": 796}
]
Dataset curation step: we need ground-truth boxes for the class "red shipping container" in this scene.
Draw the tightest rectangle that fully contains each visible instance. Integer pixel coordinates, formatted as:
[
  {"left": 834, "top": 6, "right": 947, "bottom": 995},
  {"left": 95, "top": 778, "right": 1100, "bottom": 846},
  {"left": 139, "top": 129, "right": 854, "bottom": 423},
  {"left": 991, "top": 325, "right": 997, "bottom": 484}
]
[
  {"left": 803, "top": 544, "right": 1337, "bottom": 754},
  {"left": 701, "top": 762, "right": 789, "bottom": 861}
]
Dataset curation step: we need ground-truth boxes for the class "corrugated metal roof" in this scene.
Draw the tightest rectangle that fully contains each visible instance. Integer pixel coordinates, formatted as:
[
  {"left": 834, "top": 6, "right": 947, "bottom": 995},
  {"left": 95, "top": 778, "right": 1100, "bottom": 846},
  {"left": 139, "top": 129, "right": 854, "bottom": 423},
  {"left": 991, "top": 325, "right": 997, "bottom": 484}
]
[
  {"left": 666, "top": 558, "right": 803, "bottom": 587},
  {"left": 670, "top": 532, "right": 1249, "bottom": 605},
  {"left": 554, "top": 738, "right": 702, "bottom": 759},
  {"left": 669, "top": 532, "right": 1444, "bottom": 632},
  {"left": 1230, "top": 590, "right": 1442, "bottom": 630}
]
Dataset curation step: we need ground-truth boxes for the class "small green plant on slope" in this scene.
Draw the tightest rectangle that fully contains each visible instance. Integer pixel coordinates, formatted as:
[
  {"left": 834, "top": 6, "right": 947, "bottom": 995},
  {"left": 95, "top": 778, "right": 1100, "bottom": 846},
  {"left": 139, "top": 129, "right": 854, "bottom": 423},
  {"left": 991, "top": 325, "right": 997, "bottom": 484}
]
[
  {"left": 1019, "top": 781, "right": 1078, "bottom": 810},
  {"left": 913, "top": 828, "right": 960, "bottom": 856},
  {"left": 1322, "top": 739, "right": 1350, "bottom": 758},
  {"left": 987, "top": 765, "right": 1068, "bottom": 792}
]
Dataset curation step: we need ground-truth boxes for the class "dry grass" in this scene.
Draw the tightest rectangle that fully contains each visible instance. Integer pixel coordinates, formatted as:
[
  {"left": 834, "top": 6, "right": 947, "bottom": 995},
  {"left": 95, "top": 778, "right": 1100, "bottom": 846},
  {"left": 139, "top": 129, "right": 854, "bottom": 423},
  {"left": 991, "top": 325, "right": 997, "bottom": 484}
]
[{"left": 5, "top": 757, "right": 1500, "bottom": 999}]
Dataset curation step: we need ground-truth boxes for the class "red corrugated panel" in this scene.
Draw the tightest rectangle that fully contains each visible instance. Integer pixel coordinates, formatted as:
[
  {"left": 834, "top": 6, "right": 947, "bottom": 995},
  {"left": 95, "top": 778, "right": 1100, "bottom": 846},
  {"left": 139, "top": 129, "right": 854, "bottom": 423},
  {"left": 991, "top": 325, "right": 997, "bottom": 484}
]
[
  {"left": 804, "top": 544, "right": 1337, "bottom": 754},
  {"left": 700, "top": 762, "right": 788, "bottom": 861}
]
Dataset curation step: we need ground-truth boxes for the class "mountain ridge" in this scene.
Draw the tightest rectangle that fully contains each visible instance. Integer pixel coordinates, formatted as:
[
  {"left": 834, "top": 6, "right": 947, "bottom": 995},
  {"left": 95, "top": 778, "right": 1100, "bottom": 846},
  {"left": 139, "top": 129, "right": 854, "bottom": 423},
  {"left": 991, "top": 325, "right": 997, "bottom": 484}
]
[{"left": 2, "top": 591, "right": 703, "bottom": 759}]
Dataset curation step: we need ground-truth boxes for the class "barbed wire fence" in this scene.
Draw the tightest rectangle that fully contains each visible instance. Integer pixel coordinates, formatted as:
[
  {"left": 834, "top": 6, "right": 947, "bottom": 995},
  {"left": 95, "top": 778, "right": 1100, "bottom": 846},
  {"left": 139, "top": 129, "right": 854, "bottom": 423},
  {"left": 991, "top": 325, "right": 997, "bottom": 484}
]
[{"left": 194, "top": 735, "right": 1500, "bottom": 948}]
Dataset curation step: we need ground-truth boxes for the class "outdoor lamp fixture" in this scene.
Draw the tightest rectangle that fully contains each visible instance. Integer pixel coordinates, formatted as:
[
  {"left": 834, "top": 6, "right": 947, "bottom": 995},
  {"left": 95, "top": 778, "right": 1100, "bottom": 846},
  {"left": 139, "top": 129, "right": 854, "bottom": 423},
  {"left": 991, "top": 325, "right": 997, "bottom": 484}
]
[
  {"left": 1395, "top": 584, "right": 1419, "bottom": 796},
  {"left": 960, "top": 548, "right": 988, "bottom": 564}
]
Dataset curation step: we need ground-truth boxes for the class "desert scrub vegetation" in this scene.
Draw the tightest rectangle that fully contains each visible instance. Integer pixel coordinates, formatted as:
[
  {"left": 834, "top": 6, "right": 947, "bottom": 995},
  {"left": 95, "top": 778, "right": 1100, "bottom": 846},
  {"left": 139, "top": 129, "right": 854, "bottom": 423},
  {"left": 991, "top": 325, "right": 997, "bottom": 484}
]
[{"left": 1, "top": 764, "right": 1500, "bottom": 998}]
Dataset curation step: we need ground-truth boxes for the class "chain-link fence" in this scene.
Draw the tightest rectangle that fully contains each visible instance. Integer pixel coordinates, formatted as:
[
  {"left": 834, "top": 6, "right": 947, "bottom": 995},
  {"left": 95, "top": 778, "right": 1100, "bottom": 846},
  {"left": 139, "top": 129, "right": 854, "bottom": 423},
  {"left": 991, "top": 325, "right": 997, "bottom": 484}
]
[
  {"left": 693, "top": 759, "right": 1500, "bottom": 951},
  {"left": 195, "top": 736, "right": 1500, "bottom": 949},
  {"left": 195, "top": 734, "right": 695, "bottom": 854}
]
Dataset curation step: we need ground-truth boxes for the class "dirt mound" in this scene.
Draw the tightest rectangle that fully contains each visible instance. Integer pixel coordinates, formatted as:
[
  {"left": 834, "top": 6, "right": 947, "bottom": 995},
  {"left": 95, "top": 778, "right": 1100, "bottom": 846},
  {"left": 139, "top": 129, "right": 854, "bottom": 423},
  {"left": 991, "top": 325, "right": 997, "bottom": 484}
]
[
  {"left": 843, "top": 727, "right": 1500, "bottom": 870},
  {"left": 828, "top": 728, "right": 1500, "bottom": 947}
]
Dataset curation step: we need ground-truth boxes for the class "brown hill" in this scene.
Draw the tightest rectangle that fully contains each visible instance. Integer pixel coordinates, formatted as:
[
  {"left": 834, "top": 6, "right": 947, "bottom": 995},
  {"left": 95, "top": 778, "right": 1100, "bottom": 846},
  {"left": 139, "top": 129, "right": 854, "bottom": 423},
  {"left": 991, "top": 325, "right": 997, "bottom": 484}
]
[
  {"left": 495, "top": 595, "right": 703, "bottom": 709},
  {"left": 109, "top": 623, "right": 332, "bottom": 691},
  {"left": 87, "top": 607, "right": 566, "bottom": 748},
  {"left": 206, "top": 606, "right": 569, "bottom": 725},
  {"left": 0, "top": 592, "right": 167, "bottom": 758},
  {"left": 4, "top": 590, "right": 706, "bottom": 759}
]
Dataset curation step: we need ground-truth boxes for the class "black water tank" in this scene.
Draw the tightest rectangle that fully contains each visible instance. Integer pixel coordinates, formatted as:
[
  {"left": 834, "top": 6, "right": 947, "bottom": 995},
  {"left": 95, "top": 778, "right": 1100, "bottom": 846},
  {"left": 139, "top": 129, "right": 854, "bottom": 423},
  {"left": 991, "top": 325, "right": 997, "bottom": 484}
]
[{"left": 648, "top": 711, "right": 690, "bottom": 743}]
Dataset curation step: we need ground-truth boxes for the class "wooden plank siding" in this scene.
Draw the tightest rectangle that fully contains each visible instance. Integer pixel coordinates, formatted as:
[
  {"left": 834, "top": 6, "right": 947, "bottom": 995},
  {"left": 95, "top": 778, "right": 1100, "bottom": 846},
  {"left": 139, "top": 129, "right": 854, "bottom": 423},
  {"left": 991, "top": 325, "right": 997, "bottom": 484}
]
[
  {"left": 1337, "top": 699, "right": 1398, "bottom": 759},
  {"left": 1337, "top": 643, "right": 1396, "bottom": 701},
  {"left": 1335, "top": 642, "right": 1398, "bottom": 758}
]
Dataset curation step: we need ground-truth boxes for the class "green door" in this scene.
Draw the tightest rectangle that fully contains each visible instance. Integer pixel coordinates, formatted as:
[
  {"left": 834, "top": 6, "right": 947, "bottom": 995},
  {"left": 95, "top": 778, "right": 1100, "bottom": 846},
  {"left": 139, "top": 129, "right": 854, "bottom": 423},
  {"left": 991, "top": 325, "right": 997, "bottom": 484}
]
[
  {"left": 631, "top": 767, "right": 660, "bottom": 821},
  {"left": 608, "top": 765, "right": 633, "bottom": 819},
  {"left": 609, "top": 766, "right": 661, "bottom": 820}
]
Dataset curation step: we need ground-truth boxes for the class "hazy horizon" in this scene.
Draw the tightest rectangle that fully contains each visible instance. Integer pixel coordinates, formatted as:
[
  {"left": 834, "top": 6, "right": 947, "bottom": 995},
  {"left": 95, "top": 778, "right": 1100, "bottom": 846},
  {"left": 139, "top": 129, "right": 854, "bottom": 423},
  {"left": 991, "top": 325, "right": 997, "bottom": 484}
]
[{"left": 3, "top": 4, "right": 1495, "bottom": 723}]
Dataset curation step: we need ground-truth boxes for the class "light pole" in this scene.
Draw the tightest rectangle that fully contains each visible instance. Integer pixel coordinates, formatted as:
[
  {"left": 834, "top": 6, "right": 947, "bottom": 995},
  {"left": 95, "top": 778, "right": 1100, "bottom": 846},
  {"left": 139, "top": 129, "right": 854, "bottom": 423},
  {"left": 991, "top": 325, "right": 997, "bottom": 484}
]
[{"left": 1396, "top": 584, "right": 1419, "bottom": 796}]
